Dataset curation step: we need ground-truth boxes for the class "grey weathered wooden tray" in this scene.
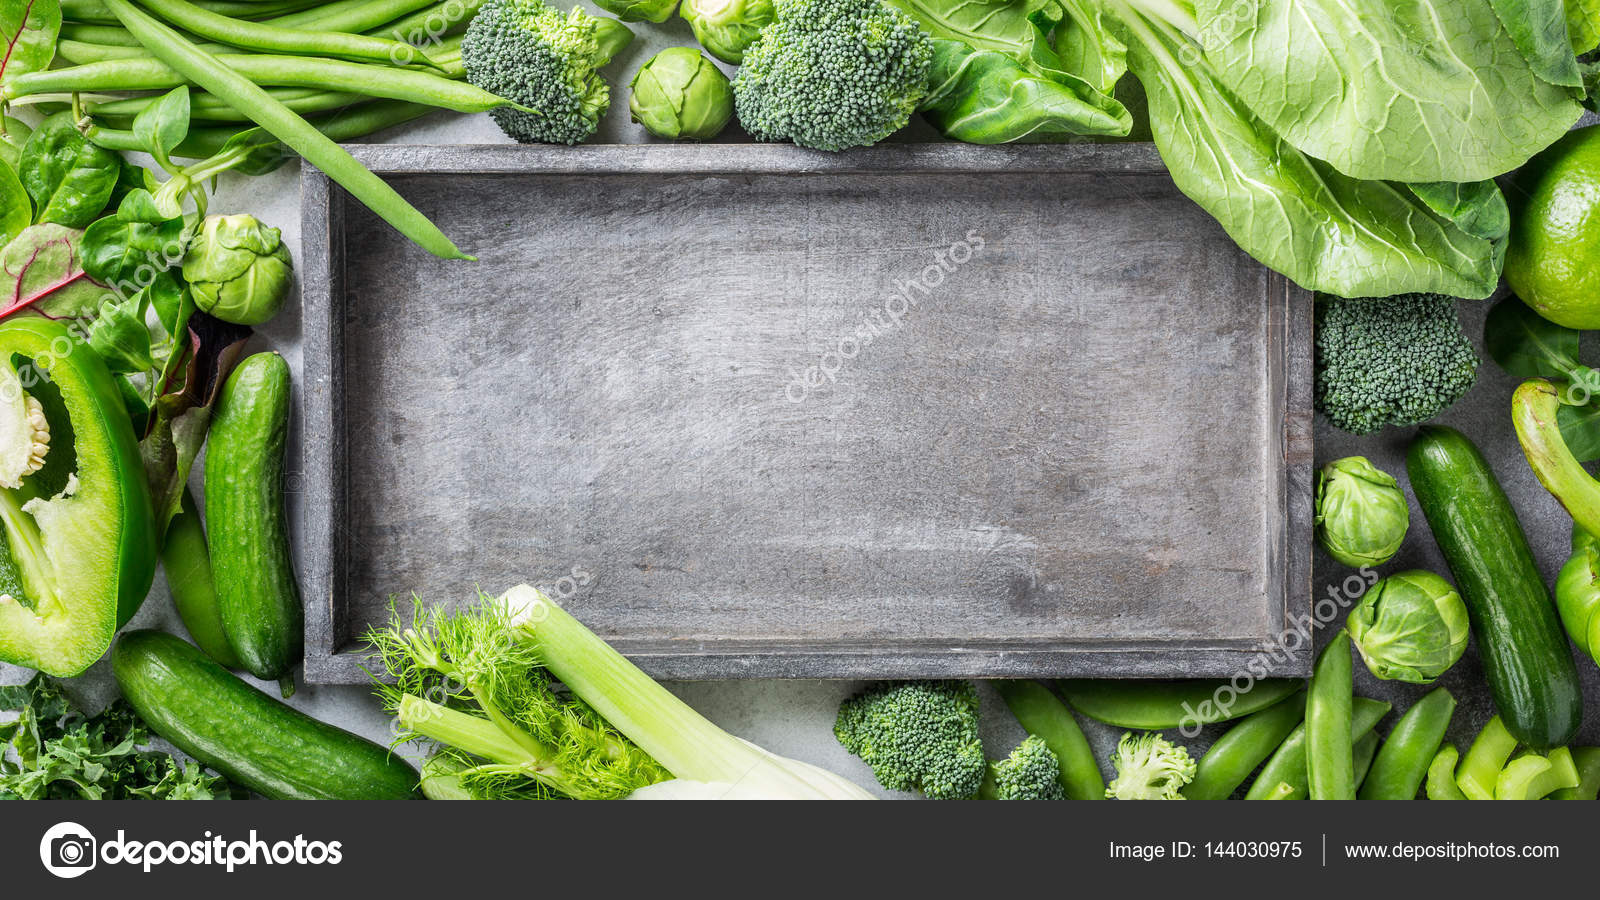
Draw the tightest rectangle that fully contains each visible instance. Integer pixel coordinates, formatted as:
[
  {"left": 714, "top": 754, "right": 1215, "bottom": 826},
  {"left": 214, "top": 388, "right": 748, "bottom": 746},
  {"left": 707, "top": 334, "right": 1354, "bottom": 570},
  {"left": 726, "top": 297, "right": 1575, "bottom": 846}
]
[{"left": 299, "top": 143, "right": 1314, "bottom": 684}]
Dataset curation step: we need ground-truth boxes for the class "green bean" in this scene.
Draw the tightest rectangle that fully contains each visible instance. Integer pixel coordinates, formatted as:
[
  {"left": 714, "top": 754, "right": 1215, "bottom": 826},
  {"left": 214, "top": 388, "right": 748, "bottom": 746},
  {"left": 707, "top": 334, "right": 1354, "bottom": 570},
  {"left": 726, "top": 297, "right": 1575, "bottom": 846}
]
[
  {"left": 138, "top": 0, "right": 448, "bottom": 71},
  {"left": 1351, "top": 731, "right": 1379, "bottom": 791},
  {"left": 5, "top": 54, "right": 509, "bottom": 113},
  {"left": 1552, "top": 746, "right": 1600, "bottom": 800},
  {"left": 65, "top": 0, "right": 328, "bottom": 23},
  {"left": 61, "top": 22, "right": 147, "bottom": 45},
  {"left": 1184, "top": 690, "right": 1306, "bottom": 800},
  {"left": 1358, "top": 687, "right": 1456, "bottom": 800},
  {"left": 274, "top": 0, "right": 438, "bottom": 31},
  {"left": 1425, "top": 743, "right": 1469, "bottom": 799},
  {"left": 994, "top": 680, "right": 1104, "bottom": 800},
  {"left": 1456, "top": 715, "right": 1518, "bottom": 800},
  {"left": 1056, "top": 679, "right": 1302, "bottom": 730},
  {"left": 1306, "top": 630, "right": 1354, "bottom": 800},
  {"left": 104, "top": 0, "right": 469, "bottom": 259},
  {"left": 92, "top": 86, "right": 370, "bottom": 121},
  {"left": 1244, "top": 696, "right": 1389, "bottom": 799},
  {"left": 58, "top": 37, "right": 230, "bottom": 63},
  {"left": 90, "top": 97, "right": 434, "bottom": 158},
  {"left": 372, "top": 0, "right": 482, "bottom": 45}
]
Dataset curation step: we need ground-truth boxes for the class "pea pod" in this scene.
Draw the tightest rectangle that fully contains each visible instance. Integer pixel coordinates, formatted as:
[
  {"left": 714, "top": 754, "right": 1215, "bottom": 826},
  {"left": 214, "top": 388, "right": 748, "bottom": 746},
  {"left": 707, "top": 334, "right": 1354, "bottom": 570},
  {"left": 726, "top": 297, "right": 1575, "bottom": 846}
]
[
  {"left": 1351, "top": 731, "right": 1379, "bottom": 791},
  {"left": 1056, "top": 678, "right": 1301, "bottom": 730},
  {"left": 1244, "top": 697, "right": 1390, "bottom": 799},
  {"left": 1307, "top": 631, "right": 1355, "bottom": 800},
  {"left": 1359, "top": 687, "right": 1455, "bottom": 800},
  {"left": 994, "top": 680, "right": 1103, "bottom": 800},
  {"left": 1425, "top": 744, "right": 1468, "bottom": 799},
  {"left": 1184, "top": 691, "right": 1306, "bottom": 800},
  {"left": 161, "top": 488, "right": 241, "bottom": 669}
]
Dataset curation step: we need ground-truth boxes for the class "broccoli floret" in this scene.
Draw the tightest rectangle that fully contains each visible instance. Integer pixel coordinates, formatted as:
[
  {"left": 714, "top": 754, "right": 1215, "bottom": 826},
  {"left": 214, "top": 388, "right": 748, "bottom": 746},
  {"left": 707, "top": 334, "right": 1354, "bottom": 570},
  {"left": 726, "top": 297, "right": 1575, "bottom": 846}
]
[
  {"left": 732, "top": 0, "right": 933, "bottom": 151},
  {"left": 1104, "top": 732, "right": 1196, "bottom": 800},
  {"left": 834, "top": 680, "right": 985, "bottom": 799},
  {"left": 460, "top": 0, "right": 634, "bottom": 145},
  {"left": 988, "top": 735, "right": 1066, "bottom": 800},
  {"left": 1314, "top": 293, "right": 1479, "bottom": 435}
]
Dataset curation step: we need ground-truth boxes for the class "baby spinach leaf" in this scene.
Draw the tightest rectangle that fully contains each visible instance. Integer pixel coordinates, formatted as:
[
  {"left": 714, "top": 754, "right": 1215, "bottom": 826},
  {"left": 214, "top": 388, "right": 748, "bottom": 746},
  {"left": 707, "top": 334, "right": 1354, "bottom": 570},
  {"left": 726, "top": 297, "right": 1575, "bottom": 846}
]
[
  {"left": 0, "top": 165, "right": 30, "bottom": 247},
  {"left": 81, "top": 189, "right": 188, "bottom": 295},
  {"left": 131, "top": 87, "right": 191, "bottom": 174},
  {"left": 1484, "top": 295, "right": 1585, "bottom": 378},
  {"left": 0, "top": 0, "right": 61, "bottom": 85},
  {"left": 1490, "top": 0, "right": 1584, "bottom": 86},
  {"left": 920, "top": 38, "right": 1130, "bottom": 141},
  {"left": 0, "top": 117, "right": 33, "bottom": 173},
  {"left": 87, "top": 292, "right": 155, "bottom": 375},
  {"left": 18, "top": 113, "right": 121, "bottom": 228},
  {"left": 0, "top": 223, "right": 109, "bottom": 318},
  {"left": 1118, "top": 11, "right": 1502, "bottom": 298},
  {"left": 1191, "top": 0, "right": 1582, "bottom": 182}
]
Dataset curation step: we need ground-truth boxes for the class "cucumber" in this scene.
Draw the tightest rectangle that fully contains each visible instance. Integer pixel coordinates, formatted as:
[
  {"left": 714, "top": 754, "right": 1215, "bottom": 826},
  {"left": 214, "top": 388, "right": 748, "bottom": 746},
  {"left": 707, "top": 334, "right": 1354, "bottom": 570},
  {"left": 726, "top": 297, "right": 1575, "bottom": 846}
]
[
  {"left": 205, "top": 352, "right": 303, "bottom": 684},
  {"left": 1407, "top": 426, "right": 1583, "bottom": 749},
  {"left": 112, "top": 630, "right": 419, "bottom": 800},
  {"left": 162, "top": 489, "right": 240, "bottom": 669}
]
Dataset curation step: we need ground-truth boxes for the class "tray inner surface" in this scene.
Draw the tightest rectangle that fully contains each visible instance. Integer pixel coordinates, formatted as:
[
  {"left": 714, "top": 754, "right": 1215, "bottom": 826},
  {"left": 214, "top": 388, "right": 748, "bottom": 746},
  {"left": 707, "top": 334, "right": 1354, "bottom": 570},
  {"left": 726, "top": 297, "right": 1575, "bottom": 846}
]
[{"left": 324, "top": 165, "right": 1298, "bottom": 675}]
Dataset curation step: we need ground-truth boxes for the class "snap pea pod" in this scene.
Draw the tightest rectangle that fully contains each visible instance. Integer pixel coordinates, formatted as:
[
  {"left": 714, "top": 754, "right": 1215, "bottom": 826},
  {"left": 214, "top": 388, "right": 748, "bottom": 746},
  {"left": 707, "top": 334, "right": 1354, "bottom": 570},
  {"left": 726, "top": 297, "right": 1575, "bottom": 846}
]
[
  {"left": 138, "top": 0, "right": 448, "bottom": 71},
  {"left": 1244, "top": 697, "right": 1390, "bottom": 800},
  {"left": 1307, "top": 630, "right": 1355, "bottom": 800},
  {"left": 1183, "top": 691, "right": 1306, "bottom": 800},
  {"left": 103, "top": 0, "right": 469, "bottom": 259},
  {"left": 1552, "top": 747, "right": 1600, "bottom": 800},
  {"left": 86, "top": 97, "right": 434, "bottom": 157},
  {"left": 161, "top": 490, "right": 241, "bottom": 669},
  {"left": 4, "top": 54, "right": 509, "bottom": 113},
  {"left": 91, "top": 87, "right": 373, "bottom": 121},
  {"left": 1358, "top": 687, "right": 1456, "bottom": 800},
  {"left": 1056, "top": 679, "right": 1302, "bottom": 730},
  {"left": 1425, "top": 744, "right": 1469, "bottom": 799},
  {"left": 1457, "top": 715, "right": 1518, "bottom": 800},
  {"left": 994, "top": 680, "right": 1104, "bottom": 800},
  {"left": 1351, "top": 731, "right": 1379, "bottom": 791},
  {"left": 1260, "top": 782, "right": 1296, "bottom": 799}
]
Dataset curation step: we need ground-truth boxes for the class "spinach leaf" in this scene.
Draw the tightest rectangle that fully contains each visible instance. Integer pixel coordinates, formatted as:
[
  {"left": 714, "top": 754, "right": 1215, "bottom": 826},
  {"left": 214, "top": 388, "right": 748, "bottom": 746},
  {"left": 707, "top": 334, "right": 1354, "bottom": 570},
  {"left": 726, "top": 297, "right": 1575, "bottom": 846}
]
[
  {"left": 1557, "top": 403, "right": 1600, "bottom": 462},
  {"left": 1191, "top": 0, "right": 1582, "bottom": 182},
  {"left": 0, "top": 0, "right": 61, "bottom": 85},
  {"left": 1484, "top": 295, "right": 1585, "bottom": 378},
  {"left": 81, "top": 189, "right": 189, "bottom": 295},
  {"left": 0, "top": 117, "right": 33, "bottom": 173},
  {"left": 0, "top": 165, "right": 29, "bottom": 247},
  {"left": 1490, "top": 0, "right": 1584, "bottom": 86},
  {"left": 131, "top": 86, "right": 191, "bottom": 174},
  {"left": 18, "top": 113, "right": 121, "bottom": 228},
  {"left": 1117, "top": 10, "right": 1502, "bottom": 298},
  {"left": 87, "top": 291, "right": 155, "bottom": 375},
  {"left": 919, "top": 38, "right": 1130, "bottom": 141},
  {"left": 0, "top": 223, "right": 109, "bottom": 318}
]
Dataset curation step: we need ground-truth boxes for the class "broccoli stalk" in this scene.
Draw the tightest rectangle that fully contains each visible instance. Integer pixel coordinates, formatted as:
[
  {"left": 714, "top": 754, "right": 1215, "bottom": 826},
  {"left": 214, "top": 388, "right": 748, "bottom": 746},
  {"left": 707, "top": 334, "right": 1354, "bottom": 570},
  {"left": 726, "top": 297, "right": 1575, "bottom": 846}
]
[
  {"left": 1105, "top": 732, "right": 1197, "bottom": 800},
  {"left": 834, "top": 680, "right": 986, "bottom": 799},
  {"left": 732, "top": 0, "right": 933, "bottom": 151},
  {"left": 460, "top": 0, "right": 635, "bottom": 145},
  {"left": 1314, "top": 293, "right": 1479, "bottom": 434},
  {"left": 982, "top": 735, "right": 1067, "bottom": 800}
]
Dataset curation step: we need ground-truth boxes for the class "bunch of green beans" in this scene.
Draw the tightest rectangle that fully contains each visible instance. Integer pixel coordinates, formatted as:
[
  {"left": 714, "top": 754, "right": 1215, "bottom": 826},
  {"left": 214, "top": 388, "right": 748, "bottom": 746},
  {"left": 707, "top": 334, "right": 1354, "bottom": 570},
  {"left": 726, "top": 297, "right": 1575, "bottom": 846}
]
[{"left": 49, "top": 0, "right": 488, "bottom": 258}]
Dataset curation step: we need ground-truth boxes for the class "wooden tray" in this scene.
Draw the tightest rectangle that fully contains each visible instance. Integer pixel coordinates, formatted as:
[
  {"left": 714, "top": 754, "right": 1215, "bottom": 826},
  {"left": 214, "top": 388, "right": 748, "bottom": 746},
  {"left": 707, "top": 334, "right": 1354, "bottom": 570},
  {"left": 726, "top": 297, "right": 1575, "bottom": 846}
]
[{"left": 299, "top": 143, "right": 1314, "bottom": 683}]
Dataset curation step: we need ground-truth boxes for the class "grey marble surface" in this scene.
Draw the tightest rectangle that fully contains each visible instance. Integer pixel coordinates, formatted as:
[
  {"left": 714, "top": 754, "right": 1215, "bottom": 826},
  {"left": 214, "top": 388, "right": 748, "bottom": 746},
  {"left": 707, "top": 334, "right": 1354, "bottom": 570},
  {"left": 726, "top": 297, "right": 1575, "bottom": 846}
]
[{"left": 2, "top": 40, "right": 1596, "bottom": 797}]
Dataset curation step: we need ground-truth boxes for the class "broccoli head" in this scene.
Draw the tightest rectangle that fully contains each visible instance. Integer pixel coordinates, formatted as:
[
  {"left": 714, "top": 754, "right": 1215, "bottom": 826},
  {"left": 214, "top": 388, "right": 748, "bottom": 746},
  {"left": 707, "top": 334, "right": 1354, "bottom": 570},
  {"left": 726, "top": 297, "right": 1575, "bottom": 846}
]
[
  {"left": 834, "top": 680, "right": 985, "bottom": 799},
  {"left": 461, "top": 0, "right": 635, "bottom": 145},
  {"left": 1314, "top": 293, "right": 1479, "bottom": 435},
  {"left": 1105, "top": 732, "right": 1196, "bottom": 800},
  {"left": 988, "top": 735, "right": 1066, "bottom": 800},
  {"left": 732, "top": 0, "right": 933, "bottom": 151}
]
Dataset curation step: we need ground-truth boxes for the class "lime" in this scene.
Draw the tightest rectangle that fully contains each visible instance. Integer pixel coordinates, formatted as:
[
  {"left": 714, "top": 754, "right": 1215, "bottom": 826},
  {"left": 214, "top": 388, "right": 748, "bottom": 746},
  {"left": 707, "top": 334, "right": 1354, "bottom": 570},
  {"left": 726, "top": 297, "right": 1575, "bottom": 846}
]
[{"left": 1506, "top": 126, "right": 1600, "bottom": 329}]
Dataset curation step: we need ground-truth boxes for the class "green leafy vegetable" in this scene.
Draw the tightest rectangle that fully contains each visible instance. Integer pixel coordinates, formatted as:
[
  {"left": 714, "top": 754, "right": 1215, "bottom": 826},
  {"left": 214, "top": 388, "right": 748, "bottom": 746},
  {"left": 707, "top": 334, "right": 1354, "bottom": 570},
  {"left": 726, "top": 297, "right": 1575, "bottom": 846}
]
[
  {"left": 0, "top": 223, "right": 110, "bottom": 318},
  {"left": 1571, "top": 0, "right": 1600, "bottom": 52},
  {"left": 1054, "top": 0, "right": 1126, "bottom": 95},
  {"left": 1191, "top": 0, "right": 1583, "bottom": 182},
  {"left": 0, "top": 673, "right": 232, "bottom": 799},
  {"left": 18, "top": 113, "right": 122, "bottom": 228},
  {"left": 1484, "top": 295, "right": 1600, "bottom": 462},
  {"left": 1490, "top": 0, "right": 1584, "bottom": 85},
  {"left": 0, "top": 117, "right": 34, "bottom": 172},
  {"left": 919, "top": 37, "right": 1129, "bottom": 141},
  {"left": 0, "top": 166, "right": 30, "bottom": 247},
  {"left": 0, "top": 0, "right": 63, "bottom": 85}
]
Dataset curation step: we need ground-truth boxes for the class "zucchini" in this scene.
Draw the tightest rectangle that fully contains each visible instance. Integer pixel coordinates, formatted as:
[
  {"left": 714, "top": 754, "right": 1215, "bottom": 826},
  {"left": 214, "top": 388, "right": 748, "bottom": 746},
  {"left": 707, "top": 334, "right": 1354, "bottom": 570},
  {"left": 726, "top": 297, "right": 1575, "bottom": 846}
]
[
  {"left": 112, "top": 629, "right": 419, "bottom": 800},
  {"left": 1407, "top": 426, "right": 1583, "bottom": 749},
  {"left": 205, "top": 352, "right": 302, "bottom": 684}
]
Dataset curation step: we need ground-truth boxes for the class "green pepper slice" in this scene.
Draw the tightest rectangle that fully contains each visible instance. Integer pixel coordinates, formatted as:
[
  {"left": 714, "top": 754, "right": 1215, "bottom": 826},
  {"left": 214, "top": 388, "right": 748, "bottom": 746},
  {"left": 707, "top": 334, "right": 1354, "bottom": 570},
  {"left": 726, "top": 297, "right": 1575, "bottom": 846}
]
[{"left": 0, "top": 315, "right": 156, "bottom": 675}]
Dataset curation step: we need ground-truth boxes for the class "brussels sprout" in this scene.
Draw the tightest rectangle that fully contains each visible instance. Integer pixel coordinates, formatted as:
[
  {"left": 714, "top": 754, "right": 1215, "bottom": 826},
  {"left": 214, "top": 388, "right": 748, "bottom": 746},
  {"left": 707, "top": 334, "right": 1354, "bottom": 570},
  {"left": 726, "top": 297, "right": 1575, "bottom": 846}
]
[
  {"left": 594, "top": 0, "right": 679, "bottom": 23},
  {"left": 680, "top": 0, "right": 774, "bottom": 65},
  {"left": 1347, "top": 570, "right": 1469, "bottom": 683},
  {"left": 181, "top": 214, "right": 293, "bottom": 326},
  {"left": 629, "top": 48, "right": 734, "bottom": 141},
  {"left": 1315, "top": 456, "right": 1408, "bottom": 567}
]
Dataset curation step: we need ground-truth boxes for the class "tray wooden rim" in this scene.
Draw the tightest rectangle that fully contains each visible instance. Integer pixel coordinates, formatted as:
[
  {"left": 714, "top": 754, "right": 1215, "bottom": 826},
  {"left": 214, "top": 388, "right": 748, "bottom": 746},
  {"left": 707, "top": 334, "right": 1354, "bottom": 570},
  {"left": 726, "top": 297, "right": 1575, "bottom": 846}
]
[{"left": 299, "top": 142, "right": 1314, "bottom": 683}]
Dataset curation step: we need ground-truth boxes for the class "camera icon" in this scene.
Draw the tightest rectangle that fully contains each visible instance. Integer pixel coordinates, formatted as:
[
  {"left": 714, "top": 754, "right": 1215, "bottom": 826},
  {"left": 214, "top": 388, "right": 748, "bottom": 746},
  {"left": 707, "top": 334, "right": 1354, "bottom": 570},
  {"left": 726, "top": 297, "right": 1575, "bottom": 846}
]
[{"left": 39, "top": 823, "right": 97, "bottom": 878}]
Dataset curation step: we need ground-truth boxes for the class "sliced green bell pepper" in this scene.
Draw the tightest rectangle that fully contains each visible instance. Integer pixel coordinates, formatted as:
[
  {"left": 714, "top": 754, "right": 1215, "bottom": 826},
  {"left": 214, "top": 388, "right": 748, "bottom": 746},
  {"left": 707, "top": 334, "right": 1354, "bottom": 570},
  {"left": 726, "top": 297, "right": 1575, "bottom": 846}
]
[{"left": 0, "top": 315, "right": 156, "bottom": 675}]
